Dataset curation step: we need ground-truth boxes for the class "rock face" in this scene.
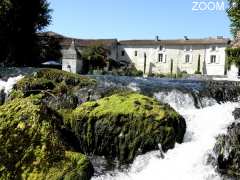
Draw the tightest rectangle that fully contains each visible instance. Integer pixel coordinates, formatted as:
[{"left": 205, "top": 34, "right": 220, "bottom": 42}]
[
  {"left": 2, "top": 69, "right": 187, "bottom": 177},
  {"left": 200, "top": 81, "right": 240, "bottom": 103},
  {"left": 0, "top": 89, "right": 5, "bottom": 105},
  {"left": 11, "top": 68, "right": 97, "bottom": 110},
  {"left": 68, "top": 92, "right": 186, "bottom": 164},
  {"left": 0, "top": 96, "right": 94, "bottom": 180},
  {"left": 212, "top": 108, "right": 240, "bottom": 178}
]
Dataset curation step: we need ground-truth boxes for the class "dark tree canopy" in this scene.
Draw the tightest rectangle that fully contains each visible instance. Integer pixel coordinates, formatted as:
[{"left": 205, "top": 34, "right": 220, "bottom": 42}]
[
  {"left": 0, "top": 0, "right": 52, "bottom": 66},
  {"left": 227, "top": 0, "right": 240, "bottom": 37},
  {"left": 82, "top": 44, "right": 108, "bottom": 71}
]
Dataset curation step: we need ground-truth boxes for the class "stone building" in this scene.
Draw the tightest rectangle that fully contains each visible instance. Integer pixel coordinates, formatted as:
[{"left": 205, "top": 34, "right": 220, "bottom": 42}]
[
  {"left": 118, "top": 36, "right": 230, "bottom": 76},
  {"left": 62, "top": 40, "right": 82, "bottom": 73},
  {"left": 39, "top": 32, "right": 231, "bottom": 76}
]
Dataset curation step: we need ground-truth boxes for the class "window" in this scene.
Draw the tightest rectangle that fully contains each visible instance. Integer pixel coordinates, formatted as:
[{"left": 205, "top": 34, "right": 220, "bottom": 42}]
[
  {"left": 211, "top": 46, "right": 216, "bottom": 51},
  {"left": 158, "top": 53, "right": 163, "bottom": 62},
  {"left": 159, "top": 46, "right": 163, "bottom": 51},
  {"left": 210, "top": 55, "right": 216, "bottom": 63},
  {"left": 121, "top": 50, "right": 125, "bottom": 56},
  {"left": 184, "top": 46, "right": 191, "bottom": 52},
  {"left": 185, "top": 54, "right": 190, "bottom": 63},
  {"left": 135, "top": 51, "right": 138, "bottom": 56}
]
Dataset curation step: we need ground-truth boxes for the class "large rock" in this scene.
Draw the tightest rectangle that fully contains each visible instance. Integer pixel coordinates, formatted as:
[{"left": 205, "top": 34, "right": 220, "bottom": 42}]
[
  {"left": 11, "top": 68, "right": 97, "bottom": 110},
  {"left": 0, "top": 96, "right": 93, "bottom": 180},
  {"left": 212, "top": 109, "right": 240, "bottom": 178},
  {"left": 0, "top": 89, "right": 5, "bottom": 105},
  {"left": 67, "top": 92, "right": 186, "bottom": 164}
]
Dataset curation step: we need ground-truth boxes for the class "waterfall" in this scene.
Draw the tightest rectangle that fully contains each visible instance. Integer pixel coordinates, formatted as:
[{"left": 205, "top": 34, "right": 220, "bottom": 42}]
[
  {"left": 0, "top": 73, "right": 239, "bottom": 180},
  {"left": 0, "top": 75, "right": 23, "bottom": 94},
  {"left": 93, "top": 90, "right": 238, "bottom": 180}
]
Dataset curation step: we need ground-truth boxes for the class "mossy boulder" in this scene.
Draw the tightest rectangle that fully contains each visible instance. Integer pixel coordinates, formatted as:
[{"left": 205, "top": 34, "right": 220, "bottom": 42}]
[
  {"left": 68, "top": 92, "right": 186, "bottom": 164},
  {"left": 11, "top": 68, "right": 96, "bottom": 110},
  {"left": 0, "top": 96, "right": 93, "bottom": 180},
  {"left": 212, "top": 121, "right": 240, "bottom": 178}
]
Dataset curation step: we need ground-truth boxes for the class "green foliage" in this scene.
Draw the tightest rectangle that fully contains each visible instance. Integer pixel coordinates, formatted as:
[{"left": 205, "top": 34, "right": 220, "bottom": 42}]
[
  {"left": 0, "top": 96, "right": 93, "bottom": 180},
  {"left": 82, "top": 44, "right": 108, "bottom": 72},
  {"left": 108, "top": 65, "right": 143, "bottom": 77},
  {"left": 68, "top": 93, "right": 186, "bottom": 164},
  {"left": 0, "top": 0, "right": 52, "bottom": 66},
  {"left": 226, "top": 47, "right": 240, "bottom": 69},
  {"left": 38, "top": 35, "right": 62, "bottom": 62},
  {"left": 227, "top": 0, "right": 240, "bottom": 37},
  {"left": 34, "top": 68, "right": 96, "bottom": 87}
]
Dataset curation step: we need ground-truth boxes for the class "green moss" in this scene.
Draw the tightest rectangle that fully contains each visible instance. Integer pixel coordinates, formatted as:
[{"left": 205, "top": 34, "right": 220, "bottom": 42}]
[
  {"left": 12, "top": 68, "right": 96, "bottom": 99},
  {"left": 34, "top": 68, "right": 96, "bottom": 87},
  {"left": 0, "top": 96, "right": 93, "bottom": 180},
  {"left": 74, "top": 93, "right": 168, "bottom": 121},
  {"left": 70, "top": 92, "right": 186, "bottom": 164}
]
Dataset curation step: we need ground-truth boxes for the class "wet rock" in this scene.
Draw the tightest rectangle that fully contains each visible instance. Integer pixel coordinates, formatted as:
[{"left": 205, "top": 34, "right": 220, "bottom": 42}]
[
  {"left": 68, "top": 92, "right": 186, "bottom": 164},
  {"left": 211, "top": 108, "right": 240, "bottom": 178},
  {"left": 0, "top": 89, "right": 5, "bottom": 105},
  {"left": 0, "top": 96, "right": 94, "bottom": 180},
  {"left": 10, "top": 68, "right": 97, "bottom": 111}
]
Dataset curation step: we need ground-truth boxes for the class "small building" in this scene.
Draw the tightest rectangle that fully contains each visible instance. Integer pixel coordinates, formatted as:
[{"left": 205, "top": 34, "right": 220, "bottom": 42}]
[{"left": 62, "top": 40, "right": 83, "bottom": 73}]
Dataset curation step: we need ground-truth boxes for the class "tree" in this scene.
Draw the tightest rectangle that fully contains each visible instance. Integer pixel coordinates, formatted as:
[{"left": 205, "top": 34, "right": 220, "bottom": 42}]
[
  {"left": 227, "top": 0, "right": 240, "bottom": 37},
  {"left": 0, "top": 0, "right": 52, "bottom": 66},
  {"left": 81, "top": 44, "right": 108, "bottom": 72}
]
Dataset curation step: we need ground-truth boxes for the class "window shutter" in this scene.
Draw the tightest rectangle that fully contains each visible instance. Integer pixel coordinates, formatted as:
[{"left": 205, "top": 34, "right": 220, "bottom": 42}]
[
  {"left": 216, "top": 55, "right": 220, "bottom": 64},
  {"left": 182, "top": 55, "right": 186, "bottom": 64},
  {"left": 190, "top": 54, "right": 193, "bottom": 64},
  {"left": 164, "top": 54, "right": 167, "bottom": 63},
  {"left": 208, "top": 56, "right": 211, "bottom": 64}
]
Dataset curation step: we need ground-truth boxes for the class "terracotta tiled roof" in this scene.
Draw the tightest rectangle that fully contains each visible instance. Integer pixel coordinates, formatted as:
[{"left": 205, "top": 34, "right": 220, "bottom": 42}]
[{"left": 119, "top": 38, "right": 230, "bottom": 46}]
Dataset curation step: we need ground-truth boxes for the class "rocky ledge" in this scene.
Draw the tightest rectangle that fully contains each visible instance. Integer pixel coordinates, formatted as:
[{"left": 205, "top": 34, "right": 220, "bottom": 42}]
[
  {"left": 0, "top": 69, "right": 187, "bottom": 179},
  {"left": 211, "top": 108, "right": 240, "bottom": 178}
]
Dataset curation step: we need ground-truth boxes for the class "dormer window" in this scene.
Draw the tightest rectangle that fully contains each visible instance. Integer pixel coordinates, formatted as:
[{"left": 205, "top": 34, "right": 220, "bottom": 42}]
[
  {"left": 184, "top": 46, "right": 192, "bottom": 52},
  {"left": 211, "top": 46, "right": 217, "bottom": 51}
]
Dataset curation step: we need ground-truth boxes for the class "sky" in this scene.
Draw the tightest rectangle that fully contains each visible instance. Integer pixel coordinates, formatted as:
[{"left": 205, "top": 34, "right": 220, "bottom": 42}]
[{"left": 47, "top": 0, "right": 232, "bottom": 40}]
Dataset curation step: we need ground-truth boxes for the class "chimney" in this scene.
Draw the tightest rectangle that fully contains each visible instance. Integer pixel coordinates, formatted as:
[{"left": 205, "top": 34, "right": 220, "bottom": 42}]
[
  {"left": 155, "top": 36, "right": 159, "bottom": 41},
  {"left": 217, "top": 36, "right": 223, "bottom": 39},
  {"left": 184, "top": 36, "right": 189, "bottom": 40}
]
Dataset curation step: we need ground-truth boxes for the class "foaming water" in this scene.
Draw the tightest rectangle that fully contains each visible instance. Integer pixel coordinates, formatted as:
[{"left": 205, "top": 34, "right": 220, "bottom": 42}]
[
  {"left": 0, "top": 75, "right": 23, "bottom": 94},
  {"left": 93, "top": 91, "right": 238, "bottom": 180}
]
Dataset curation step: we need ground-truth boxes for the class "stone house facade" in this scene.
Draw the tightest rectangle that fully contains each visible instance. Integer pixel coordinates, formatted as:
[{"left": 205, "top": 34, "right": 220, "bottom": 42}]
[
  {"left": 39, "top": 32, "right": 231, "bottom": 76},
  {"left": 118, "top": 37, "right": 230, "bottom": 76}
]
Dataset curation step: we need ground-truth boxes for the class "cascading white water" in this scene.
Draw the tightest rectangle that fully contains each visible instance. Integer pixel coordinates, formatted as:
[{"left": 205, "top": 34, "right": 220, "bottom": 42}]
[
  {"left": 93, "top": 91, "right": 238, "bottom": 180},
  {"left": 0, "top": 75, "right": 23, "bottom": 94}
]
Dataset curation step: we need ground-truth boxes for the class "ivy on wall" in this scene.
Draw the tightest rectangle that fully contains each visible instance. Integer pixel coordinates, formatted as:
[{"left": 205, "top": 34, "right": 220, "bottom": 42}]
[{"left": 226, "top": 47, "right": 240, "bottom": 69}]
